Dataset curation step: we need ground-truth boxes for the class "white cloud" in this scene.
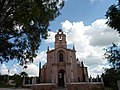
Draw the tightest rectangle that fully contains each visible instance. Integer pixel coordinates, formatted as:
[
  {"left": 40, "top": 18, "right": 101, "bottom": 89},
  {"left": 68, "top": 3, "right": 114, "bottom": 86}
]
[
  {"left": 0, "top": 64, "right": 9, "bottom": 75},
  {"left": 0, "top": 51, "right": 47, "bottom": 77},
  {"left": 89, "top": 0, "right": 96, "bottom": 3},
  {"left": 33, "top": 51, "right": 47, "bottom": 65},
  {"left": 61, "top": 19, "right": 120, "bottom": 77},
  {"left": 9, "top": 64, "right": 20, "bottom": 75},
  {"left": 19, "top": 51, "right": 47, "bottom": 77},
  {"left": 22, "top": 63, "right": 39, "bottom": 77},
  {"left": 85, "top": 19, "right": 120, "bottom": 46},
  {"left": 61, "top": 20, "right": 72, "bottom": 33},
  {"left": 89, "top": 0, "right": 103, "bottom": 4},
  {"left": 45, "top": 31, "right": 56, "bottom": 43}
]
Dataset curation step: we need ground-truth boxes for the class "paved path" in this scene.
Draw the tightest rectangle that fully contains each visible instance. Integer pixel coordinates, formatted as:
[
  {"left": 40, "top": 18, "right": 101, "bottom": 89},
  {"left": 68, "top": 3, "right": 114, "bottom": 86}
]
[
  {"left": 0, "top": 88, "right": 31, "bottom": 90},
  {"left": 56, "top": 87, "right": 66, "bottom": 90},
  {"left": 56, "top": 89, "right": 66, "bottom": 90}
]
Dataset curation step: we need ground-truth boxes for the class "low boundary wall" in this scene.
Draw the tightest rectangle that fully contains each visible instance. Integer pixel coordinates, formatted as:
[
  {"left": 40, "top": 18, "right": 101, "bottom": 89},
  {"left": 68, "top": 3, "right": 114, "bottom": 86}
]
[
  {"left": 66, "top": 82, "right": 104, "bottom": 90},
  {"left": 24, "top": 83, "right": 55, "bottom": 90},
  {"left": 24, "top": 82, "right": 104, "bottom": 90}
]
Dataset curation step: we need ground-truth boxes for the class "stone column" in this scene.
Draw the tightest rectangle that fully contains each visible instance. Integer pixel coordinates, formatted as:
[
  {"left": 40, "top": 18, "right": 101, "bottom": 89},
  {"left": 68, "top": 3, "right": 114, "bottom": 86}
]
[
  {"left": 55, "top": 74, "right": 58, "bottom": 87},
  {"left": 23, "top": 77, "right": 25, "bottom": 85},
  {"left": 34, "top": 77, "right": 36, "bottom": 84},
  {"left": 52, "top": 74, "right": 54, "bottom": 84},
  {"left": 64, "top": 74, "right": 66, "bottom": 86},
  {"left": 68, "top": 75, "right": 70, "bottom": 84},
  {"left": 28, "top": 78, "right": 30, "bottom": 84},
  {"left": 90, "top": 76, "right": 92, "bottom": 82},
  {"left": 101, "top": 77, "right": 104, "bottom": 84},
  {"left": 32, "top": 77, "right": 36, "bottom": 84},
  {"left": 32, "top": 78, "right": 34, "bottom": 84},
  {"left": 117, "top": 80, "right": 120, "bottom": 90}
]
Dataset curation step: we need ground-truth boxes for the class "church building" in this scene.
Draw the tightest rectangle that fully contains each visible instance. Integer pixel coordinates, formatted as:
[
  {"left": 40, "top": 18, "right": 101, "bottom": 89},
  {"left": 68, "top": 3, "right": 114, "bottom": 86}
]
[{"left": 40, "top": 29, "right": 89, "bottom": 87}]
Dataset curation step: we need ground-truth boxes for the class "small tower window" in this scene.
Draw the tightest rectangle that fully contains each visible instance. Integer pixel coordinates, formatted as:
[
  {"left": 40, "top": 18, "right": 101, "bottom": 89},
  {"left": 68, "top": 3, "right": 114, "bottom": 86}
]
[
  {"left": 59, "top": 31, "right": 62, "bottom": 34},
  {"left": 59, "top": 35, "right": 62, "bottom": 40},
  {"left": 59, "top": 53, "right": 64, "bottom": 62}
]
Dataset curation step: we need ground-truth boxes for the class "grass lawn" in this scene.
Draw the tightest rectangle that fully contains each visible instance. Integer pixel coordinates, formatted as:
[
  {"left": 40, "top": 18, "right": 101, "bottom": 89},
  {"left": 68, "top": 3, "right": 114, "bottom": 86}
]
[{"left": 0, "top": 83, "right": 15, "bottom": 88}]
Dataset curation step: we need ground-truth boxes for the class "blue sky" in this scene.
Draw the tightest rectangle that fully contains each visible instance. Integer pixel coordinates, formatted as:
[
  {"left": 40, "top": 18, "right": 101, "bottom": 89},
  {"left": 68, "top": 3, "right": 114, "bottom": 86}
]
[
  {"left": 39, "top": 0, "right": 117, "bottom": 51},
  {"left": 0, "top": 0, "right": 120, "bottom": 77},
  {"left": 49, "top": 0, "right": 117, "bottom": 29}
]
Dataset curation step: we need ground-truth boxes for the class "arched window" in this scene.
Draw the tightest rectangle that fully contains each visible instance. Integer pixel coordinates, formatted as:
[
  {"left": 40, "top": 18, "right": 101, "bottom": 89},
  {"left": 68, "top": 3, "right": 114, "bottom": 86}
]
[{"left": 59, "top": 53, "right": 64, "bottom": 62}]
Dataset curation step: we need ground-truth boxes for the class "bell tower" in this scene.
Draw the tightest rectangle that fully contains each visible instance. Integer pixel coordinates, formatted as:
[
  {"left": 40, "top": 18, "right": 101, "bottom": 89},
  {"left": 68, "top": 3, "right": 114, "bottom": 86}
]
[{"left": 55, "top": 29, "right": 67, "bottom": 48}]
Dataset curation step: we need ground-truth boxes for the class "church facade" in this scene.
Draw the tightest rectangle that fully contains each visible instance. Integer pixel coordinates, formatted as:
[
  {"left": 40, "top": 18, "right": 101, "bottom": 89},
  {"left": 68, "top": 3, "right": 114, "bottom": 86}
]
[{"left": 40, "top": 29, "right": 89, "bottom": 87}]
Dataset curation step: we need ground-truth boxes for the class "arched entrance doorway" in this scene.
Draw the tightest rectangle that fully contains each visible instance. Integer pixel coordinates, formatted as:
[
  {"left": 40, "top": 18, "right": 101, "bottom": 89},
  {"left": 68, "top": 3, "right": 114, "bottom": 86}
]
[{"left": 58, "top": 69, "right": 65, "bottom": 87}]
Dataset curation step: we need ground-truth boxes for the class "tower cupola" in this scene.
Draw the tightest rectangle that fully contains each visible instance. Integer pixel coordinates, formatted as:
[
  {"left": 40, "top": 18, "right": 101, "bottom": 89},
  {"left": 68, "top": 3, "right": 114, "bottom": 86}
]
[{"left": 55, "top": 29, "right": 67, "bottom": 48}]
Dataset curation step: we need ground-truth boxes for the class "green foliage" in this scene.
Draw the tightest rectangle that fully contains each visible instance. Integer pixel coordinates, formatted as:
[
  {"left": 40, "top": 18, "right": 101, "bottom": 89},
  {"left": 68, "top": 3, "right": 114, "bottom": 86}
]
[
  {"left": 103, "top": 43, "right": 120, "bottom": 90},
  {"left": 104, "top": 43, "right": 120, "bottom": 70},
  {"left": 13, "top": 72, "right": 28, "bottom": 87},
  {"left": 20, "top": 71, "right": 28, "bottom": 78},
  {"left": 13, "top": 74, "right": 22, "bottom": 87},
  {"left": 0, "top": 0, "right": 64, "bottom": 65},
  {"left": 105, "top": 1, "right": 120, "bottom": 89},
  {"left": 102, "top": 68, "right": 120, "bottom": 90},
  {"left": 0, "top": 75, "right": 9, "bottom": 83},
  {"left": 106, "top": 3, "right": 120, "bottom": 34}
]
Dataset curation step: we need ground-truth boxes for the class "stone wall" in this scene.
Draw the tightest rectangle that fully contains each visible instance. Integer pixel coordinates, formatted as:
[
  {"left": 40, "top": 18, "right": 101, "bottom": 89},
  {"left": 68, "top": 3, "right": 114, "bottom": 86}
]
[
  {"left": 24, "top": 82, "right": 104, "bottom": 90},
  {"left": 24, "top": 83, "right": 55, "bottom": 90},
  {"left": 66, "top": 82, "right": 104, "bottom": 90}
]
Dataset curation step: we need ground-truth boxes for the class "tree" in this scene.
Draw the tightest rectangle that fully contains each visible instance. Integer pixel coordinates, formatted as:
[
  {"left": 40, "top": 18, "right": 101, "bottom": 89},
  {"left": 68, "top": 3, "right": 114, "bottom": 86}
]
[
  {"left": 20, "top": 71, "right": 28, "bottom": 85},
  {"left": 105, "top": 1, "right": 120, "bottom": 89},
  {"left": 102, "top": 68, "right": 120, "bottom": 90},
  {"left": 20, "top": 72, "right": 28, "bottom": 77},
  {"left": 13, "top": 74, "right": 22, "bottom": 87},
  {"left": 106, "top": 0, "right": 120, "bottom": 34},
  {"left": 104, "top": 43, "right": 120, "bottom": 71},
  {"left": 103, "top": 43, "right": 120, "bottom": 90},
  {"left": 0, "top": 0, "right": 64, "bottom": 66}
]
